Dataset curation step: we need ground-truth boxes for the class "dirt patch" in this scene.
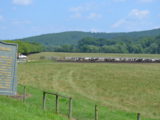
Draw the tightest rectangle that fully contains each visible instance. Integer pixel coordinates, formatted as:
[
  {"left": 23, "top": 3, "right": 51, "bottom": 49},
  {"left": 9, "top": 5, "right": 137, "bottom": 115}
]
[{"left": 10, "top": 93, "right": 32, "bottom": 100}]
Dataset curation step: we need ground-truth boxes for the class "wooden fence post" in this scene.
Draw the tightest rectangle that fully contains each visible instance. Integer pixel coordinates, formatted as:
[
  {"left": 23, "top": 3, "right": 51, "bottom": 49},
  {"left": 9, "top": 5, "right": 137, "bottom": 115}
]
[
  {"left": 55, "top": 94, "right": 59, "bottom": 113},
  {"left": 42, "top": 91, "right": 46, "bottom": 110},
  {"left": 95, "top": 105, "right": 98, "bottom": 120},
  {"left": 23, "top": 86, "right": 26, "bottom": 102},
  {"left": 137, "top": 113, "right": 141, "bottom": 120},
  {"left": 68, "top": 97, "right": 72, "bottom": 119}
]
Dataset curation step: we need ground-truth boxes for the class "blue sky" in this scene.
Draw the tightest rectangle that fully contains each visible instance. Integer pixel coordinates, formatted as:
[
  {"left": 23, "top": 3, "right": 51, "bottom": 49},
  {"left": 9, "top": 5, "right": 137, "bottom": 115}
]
[{"left": 0, "top": 0, "right": 160, "bottom": 39}]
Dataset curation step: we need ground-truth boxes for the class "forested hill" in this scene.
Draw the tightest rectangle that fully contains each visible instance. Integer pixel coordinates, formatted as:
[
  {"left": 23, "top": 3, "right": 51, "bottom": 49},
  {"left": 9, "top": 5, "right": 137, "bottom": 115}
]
[{"left": 21, "top": 28, "right": 160, "bottom": 46}]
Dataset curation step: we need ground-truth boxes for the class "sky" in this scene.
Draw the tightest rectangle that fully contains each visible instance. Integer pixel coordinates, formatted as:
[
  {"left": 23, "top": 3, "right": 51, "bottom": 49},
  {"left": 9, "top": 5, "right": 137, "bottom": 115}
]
[{"left": 0, "top": 0, "right": 160, "bottom": 39}]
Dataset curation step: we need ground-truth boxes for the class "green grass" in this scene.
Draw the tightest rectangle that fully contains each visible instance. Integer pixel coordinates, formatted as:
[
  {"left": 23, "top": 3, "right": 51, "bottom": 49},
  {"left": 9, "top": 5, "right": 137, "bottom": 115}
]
[
  {"left": 28, "top": 52, "right": 160, "bottom": 60},
  {"left": 0, "top": 85, "right": 68, "bottom": 120},
  {"left": 18, "top": 58, "right": 160, "bottom": 120}
]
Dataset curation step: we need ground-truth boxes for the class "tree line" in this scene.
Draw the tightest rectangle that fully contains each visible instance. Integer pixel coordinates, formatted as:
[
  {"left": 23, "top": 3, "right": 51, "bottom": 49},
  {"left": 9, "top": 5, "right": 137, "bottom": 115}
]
[
  {"left": 4, "top": 40, "right": 44, "bottom": 55},
  {"left": 51, "top": 35, "right": 160, "bottom": 54}
]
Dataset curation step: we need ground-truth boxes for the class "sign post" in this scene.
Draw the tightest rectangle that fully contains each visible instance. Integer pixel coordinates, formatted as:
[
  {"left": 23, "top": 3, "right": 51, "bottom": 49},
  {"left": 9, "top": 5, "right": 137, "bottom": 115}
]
[{"left": 0, "top": 41, "right": 18, "bottom": 96}]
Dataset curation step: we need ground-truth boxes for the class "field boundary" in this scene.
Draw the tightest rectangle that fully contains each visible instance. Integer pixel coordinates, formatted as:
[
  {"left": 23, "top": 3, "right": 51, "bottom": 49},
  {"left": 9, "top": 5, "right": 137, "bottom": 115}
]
[{"left": 18, "top": 85, "right": 144, "bottom": 120}]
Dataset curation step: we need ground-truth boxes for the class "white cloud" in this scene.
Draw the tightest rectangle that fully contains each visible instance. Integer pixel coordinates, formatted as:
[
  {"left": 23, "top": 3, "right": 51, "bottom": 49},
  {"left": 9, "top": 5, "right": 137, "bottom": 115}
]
[
  {"left": 0, "top": 26, "right": 7, "bottom": 30},
  {"left": 87, "top": 13, "right": 102, "bottom": 20},
  {"left": 112, "top": 9, "right": 150, "bottom": 29},
  {"left": 13, "top": 0, "right": 32, "bottom": 5},
  {"left": 0, "top": 15, "right": 4, "bottom": 21},
  {"left": 71, "top": 12, "right": 102, "bottom": 20},
  {"left": 112, "top": 18, "right": 152, "bottom": 31},
  {"left": 71, "top": 13, "right": 82, "bottom": 19},
  {"left": 69, "top": 2, "right": 97, "bottom": 13},
  {"left": 112, "top": 19, "right": 127, "bottom": 28},
  {"left": 129, "top": 9, "right": 150, "bottom": 19},
  {"left": 70, "top": 3, "right": 102, "bottom": 20},
  {"left": 70, "top": 6, "right": 90, "bottom": 13},
  {"left": 153, "top": 25, "right": 160, "bottom": 29},
  {"left": 90, "top": 28, "right": 100, "bottom": 33}
]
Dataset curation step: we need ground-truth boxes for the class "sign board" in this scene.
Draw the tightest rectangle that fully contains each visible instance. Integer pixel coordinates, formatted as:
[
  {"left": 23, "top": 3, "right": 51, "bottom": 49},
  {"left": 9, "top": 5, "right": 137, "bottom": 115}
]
[{"left": 0, "top": 42, "right": 18, "bottom": 96}]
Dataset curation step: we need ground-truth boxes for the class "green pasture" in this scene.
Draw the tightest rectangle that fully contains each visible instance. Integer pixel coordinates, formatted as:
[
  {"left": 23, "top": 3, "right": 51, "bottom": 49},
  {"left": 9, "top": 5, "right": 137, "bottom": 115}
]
[
  {"left": 1, "top": 52, "right": 160, "bottom": 120},
  {"left": 17, "top": 56, "right": 160, "bottom": 120}
]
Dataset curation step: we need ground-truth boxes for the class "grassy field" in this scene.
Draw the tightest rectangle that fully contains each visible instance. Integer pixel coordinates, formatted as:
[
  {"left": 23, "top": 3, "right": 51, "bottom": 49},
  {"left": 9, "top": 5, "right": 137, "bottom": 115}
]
[
  {"left": 17, "top": 52, "right": 160, "bottom": 120},
  {"left": 0, "top": 85, "right": 68, "bottom": 120},
  {"left": 28, "top": 52, "right": 160, "bottom": 60}
]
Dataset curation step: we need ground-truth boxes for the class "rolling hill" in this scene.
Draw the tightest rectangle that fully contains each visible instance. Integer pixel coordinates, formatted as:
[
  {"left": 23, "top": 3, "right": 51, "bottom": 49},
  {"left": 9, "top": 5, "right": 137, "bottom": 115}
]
[{"left": 20, "top": 28, "right": 160, "bottom": 46}]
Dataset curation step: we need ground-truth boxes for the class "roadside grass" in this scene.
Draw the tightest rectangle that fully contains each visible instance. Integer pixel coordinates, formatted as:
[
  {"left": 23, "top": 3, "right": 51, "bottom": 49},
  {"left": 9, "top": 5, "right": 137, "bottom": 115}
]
[
  {"left": 0, "top": 85, "right": 68, "bottom": 120},
  {"left": 28, "top": 52, "right": 160, "bottom": 60},
  {"left": 18, "top": 60, "right": 160, "bottom": 120}
]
